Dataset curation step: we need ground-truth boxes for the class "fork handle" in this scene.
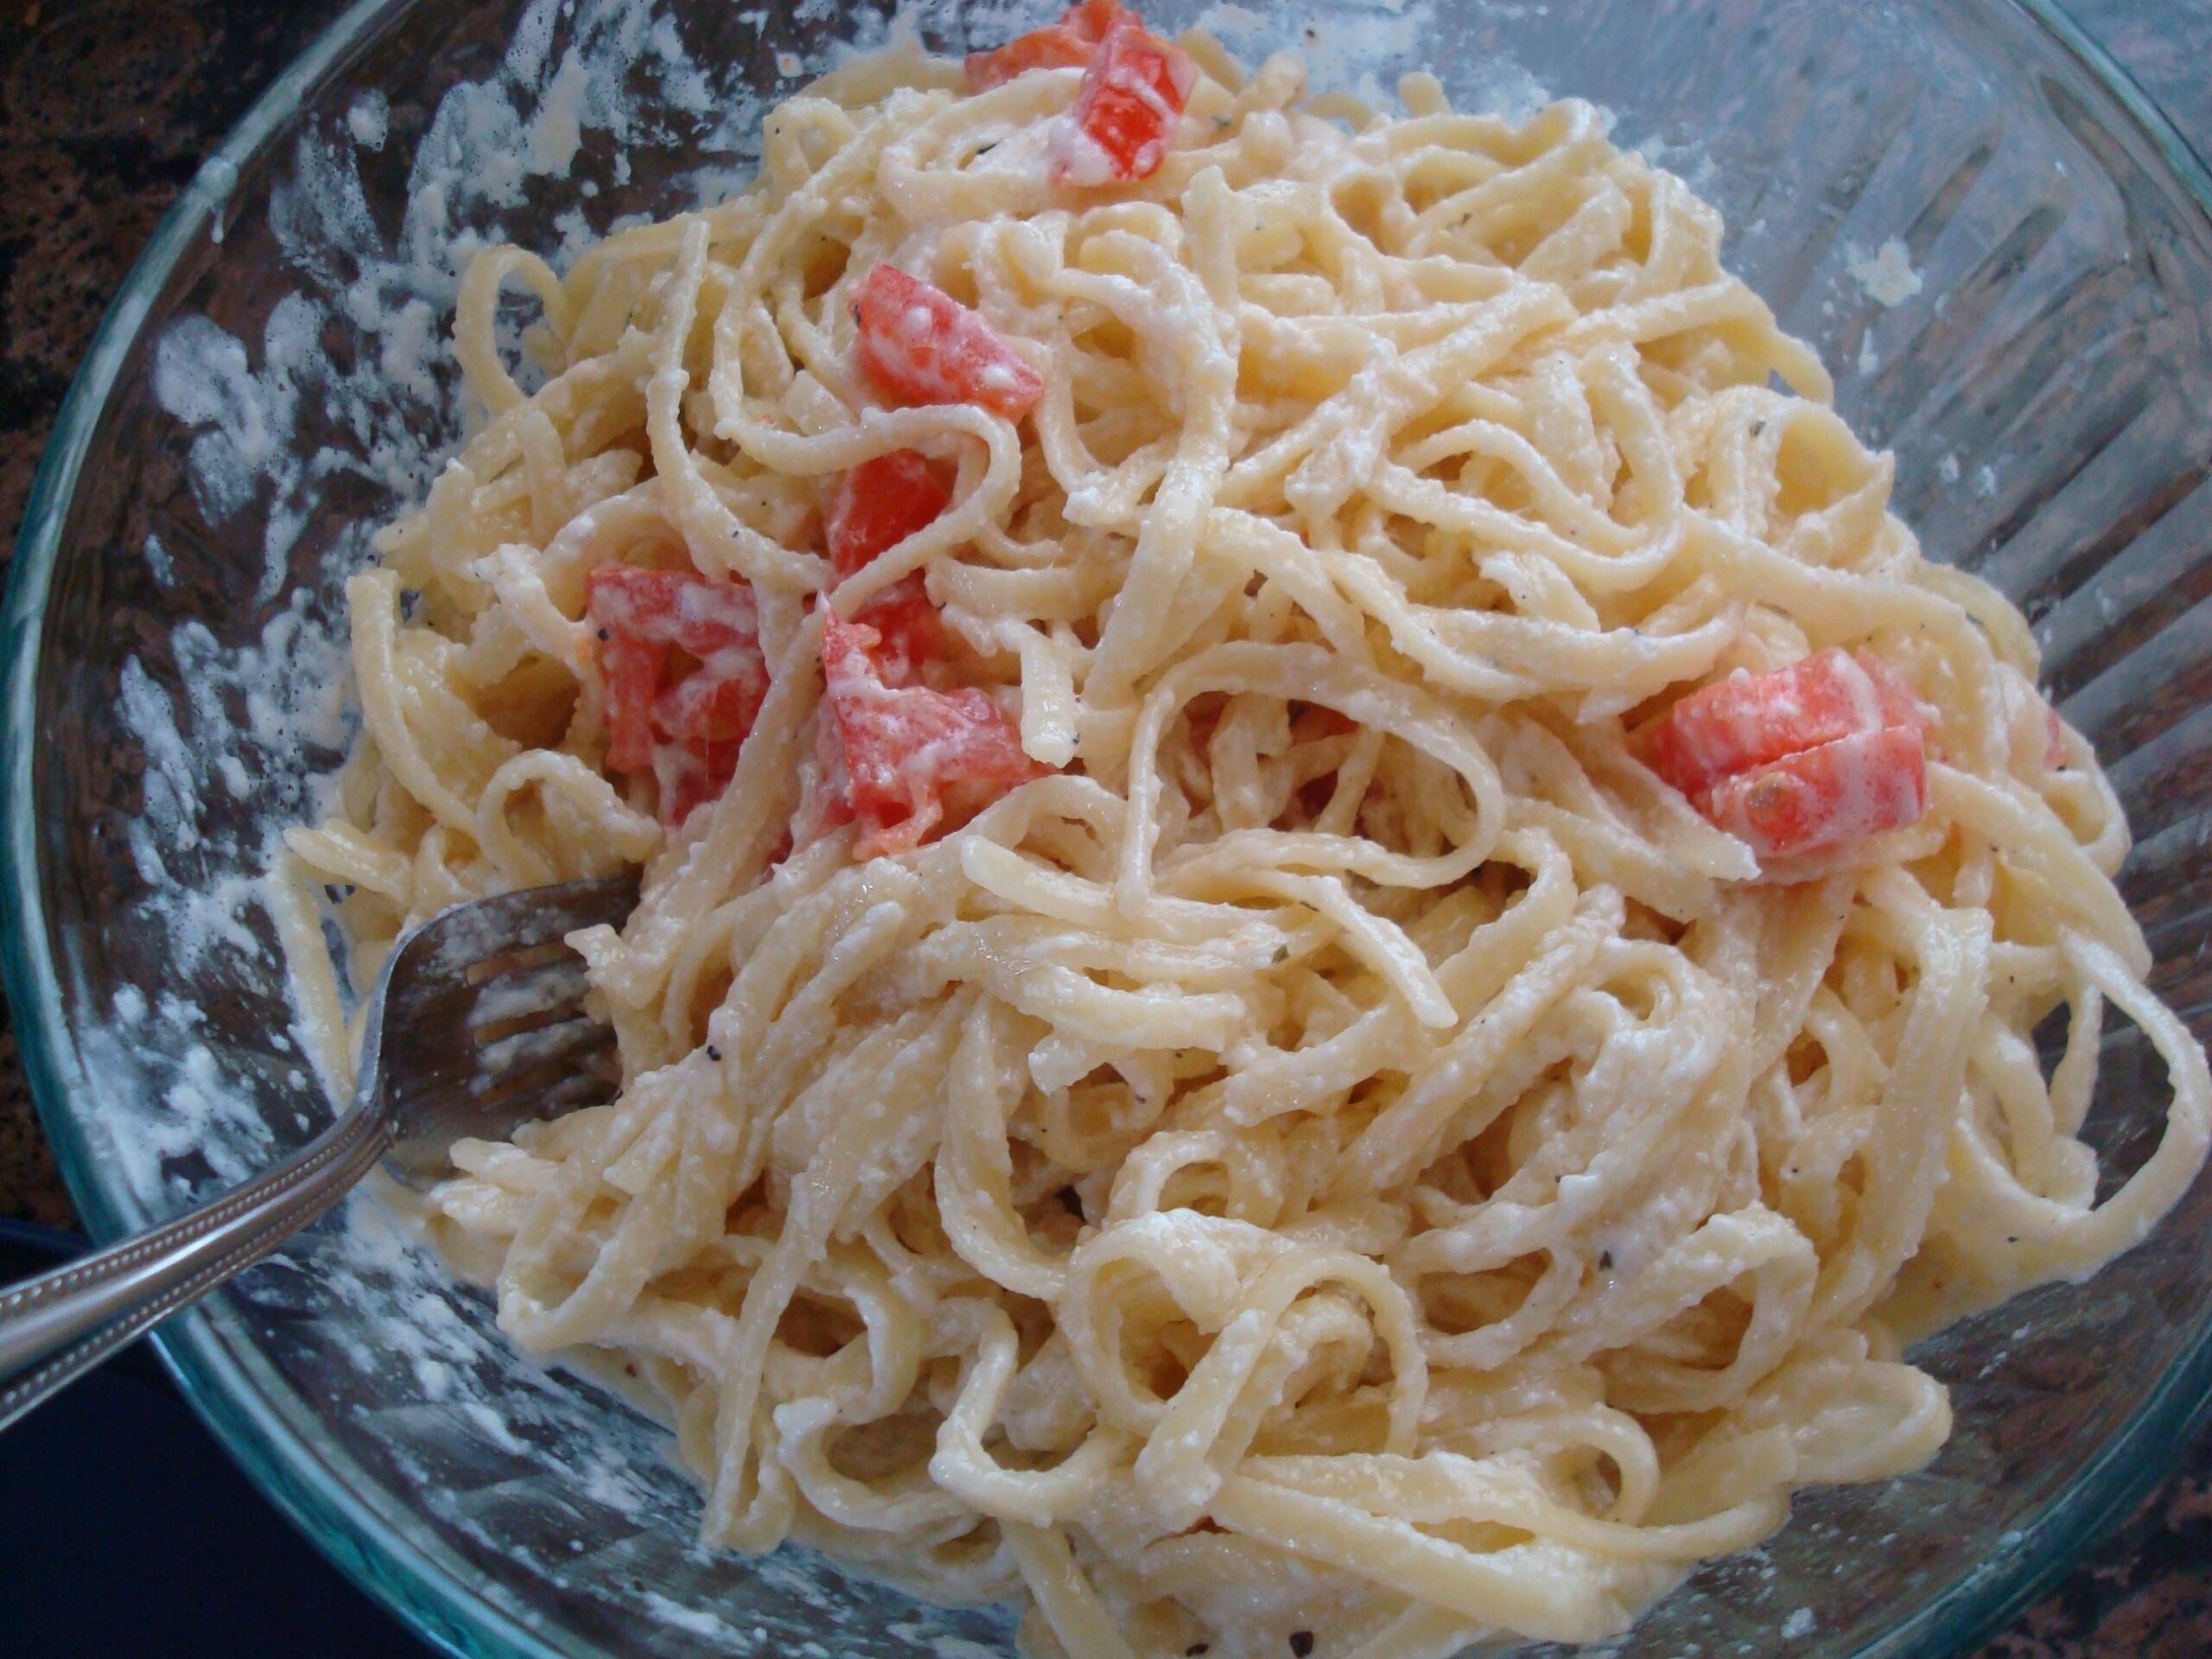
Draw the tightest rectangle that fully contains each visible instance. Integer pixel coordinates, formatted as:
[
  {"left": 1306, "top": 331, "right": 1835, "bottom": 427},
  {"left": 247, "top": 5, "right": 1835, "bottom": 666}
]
[{"left": 0, "top": 1102, "right": 392, "bottom": 1431}]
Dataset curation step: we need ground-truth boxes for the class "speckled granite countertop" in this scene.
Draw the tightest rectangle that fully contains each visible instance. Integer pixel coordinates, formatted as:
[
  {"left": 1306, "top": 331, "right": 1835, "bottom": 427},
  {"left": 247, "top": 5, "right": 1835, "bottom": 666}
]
[{"left": 1, "top": 1, "right": 2209, "bottom": 1655}]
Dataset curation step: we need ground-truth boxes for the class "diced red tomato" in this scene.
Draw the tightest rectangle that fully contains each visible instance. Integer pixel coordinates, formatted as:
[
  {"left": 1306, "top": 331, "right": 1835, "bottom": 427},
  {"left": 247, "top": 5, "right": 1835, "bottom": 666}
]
[
  {"left": 966, "top": 0, "right": 1129, "bottom": 90},
  {"left": 593, "top": 624, "right": 664, "bottom": 775},
  {"left": 823, "top": 450, "right": 957, "bottom": 687},
  {"left": 1706, "top": 727, "right": 1929, "bottom": 860},
  {"left": 821, "top": 611, "right": 1045, "bottom": 855},
  {"left": 654, "top": 659, "right": 757, "bottom": 746},
  {"left": 1644, "top": 647, "right": 1930, "bottom": 803},
  {"left": 828, "top": 450, "right": 953, "bottom": 579},
  {"left": 851, "top": 265, "right": 1045, "bottom": 420},
  {"left": 1047, "top": 19, "right": 1196, "bottom": 187},
  {"left": 852, "top": 575, "right": 954, "bottom": 689},
  {"left": 585, "top": 565, "right": 769, "bottom": 828}
]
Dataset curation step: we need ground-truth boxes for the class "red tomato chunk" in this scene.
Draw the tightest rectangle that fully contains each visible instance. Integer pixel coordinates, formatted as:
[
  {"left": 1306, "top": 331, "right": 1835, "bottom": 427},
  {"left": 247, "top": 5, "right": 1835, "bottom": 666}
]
[
  {"left": 850, "top": 577, "right": 953, "bottom": 690},
  {"left": 1048, "top": 19, "right": 1196, "bottom": 187},
  {"left": 828, "top": 451, "right": 953, "bottom": 579},
  {"left": 827, "top": 448, "right": 958, "bottom": 685},
  {"left": 1645, "top": 647, "right": 1933, "bottom": 861},
  {"left": 1707, "top": 727, "right": 1929, "bottom": 860},
  {"left": 1644, "top": 646, "right": 1929, "bottom": 802},
  {"left": 821, "top": 611, "right": 1043, "bottom": 855},
  {"left": 585, "top": 565, "right": 769, "bottom": 828},
  {"left": 965, "top": 0, "right": 1129, "bottom": 90},
  {"left": 852, "top": 264, "right": 1045, "bottom": 420}
]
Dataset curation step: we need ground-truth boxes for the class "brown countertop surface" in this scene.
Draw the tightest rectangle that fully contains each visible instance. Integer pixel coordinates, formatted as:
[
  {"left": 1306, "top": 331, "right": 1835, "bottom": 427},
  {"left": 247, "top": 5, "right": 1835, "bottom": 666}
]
[{"left": 1, "top": 2, "right": 2209, "bottom": 1655}]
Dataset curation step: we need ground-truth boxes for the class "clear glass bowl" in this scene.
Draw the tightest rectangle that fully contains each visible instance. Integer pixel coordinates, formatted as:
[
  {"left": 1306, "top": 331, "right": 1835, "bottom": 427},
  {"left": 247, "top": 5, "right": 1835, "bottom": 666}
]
[{"left": 6, "top": 1, "right": 2212, "bottom": 1655}]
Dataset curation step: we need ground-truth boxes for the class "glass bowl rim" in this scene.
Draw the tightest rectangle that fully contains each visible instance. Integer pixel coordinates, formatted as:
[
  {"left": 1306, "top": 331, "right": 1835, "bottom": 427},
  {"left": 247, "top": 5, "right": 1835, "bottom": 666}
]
[{"left": 4, "top": 2, "right": 2212, "bottom": 1656}]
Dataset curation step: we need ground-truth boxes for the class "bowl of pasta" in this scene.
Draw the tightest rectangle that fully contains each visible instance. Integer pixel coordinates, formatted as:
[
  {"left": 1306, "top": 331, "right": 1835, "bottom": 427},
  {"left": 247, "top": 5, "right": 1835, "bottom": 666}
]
[{"left": 8, "top": 0, "right": 2212, "bottom": 1656}]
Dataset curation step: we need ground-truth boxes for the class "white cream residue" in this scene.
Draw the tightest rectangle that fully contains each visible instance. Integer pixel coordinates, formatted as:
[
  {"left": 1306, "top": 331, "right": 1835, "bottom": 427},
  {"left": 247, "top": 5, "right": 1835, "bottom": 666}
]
[
  {"left": 112, "top": 601, "right": 350, "bottom": 942},
  {"left": 642, "top": 1592, "right": 750, "bottom": 1643},
  {"left": 528, "top": 50, "right": 594, "bottom": 175},
  {"left": 1045, "top": 115, "right": 1120, "bottom": 188},
  {"left": 142, "top": 531, "right": 178, "bottom": 588},
  {"left": 348, "top": 91, "right": 391, "bottom": 150},
  {"left": 1846, "top": 237, "right": 1924, "bottom": 308},
  {"left": 152, "top": 315, "right": 281, "bottom": 537}
]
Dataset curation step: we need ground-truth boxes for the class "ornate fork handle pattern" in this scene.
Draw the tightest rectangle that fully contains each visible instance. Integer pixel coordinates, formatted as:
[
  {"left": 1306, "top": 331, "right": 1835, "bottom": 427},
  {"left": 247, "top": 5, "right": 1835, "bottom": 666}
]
[
  {"left": 0, "top": 872, "right": 632, "bottom": 1431},
  {"left": 0, "top": 1103, "right": 392, "bottom": 1430}
]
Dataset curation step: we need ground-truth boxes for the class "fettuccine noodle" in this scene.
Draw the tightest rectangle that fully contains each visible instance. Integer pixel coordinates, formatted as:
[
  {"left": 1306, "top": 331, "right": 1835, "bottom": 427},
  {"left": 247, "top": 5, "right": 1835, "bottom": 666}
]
[{"left": 280, "top": 27, "right": 2211, "bottom": 1659}]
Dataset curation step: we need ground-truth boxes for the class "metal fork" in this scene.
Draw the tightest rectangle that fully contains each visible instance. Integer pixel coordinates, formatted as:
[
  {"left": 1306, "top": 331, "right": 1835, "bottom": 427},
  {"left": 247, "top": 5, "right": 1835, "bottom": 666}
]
[{"left": 0, "top": 871, "right": 639, "bottom": 1432}]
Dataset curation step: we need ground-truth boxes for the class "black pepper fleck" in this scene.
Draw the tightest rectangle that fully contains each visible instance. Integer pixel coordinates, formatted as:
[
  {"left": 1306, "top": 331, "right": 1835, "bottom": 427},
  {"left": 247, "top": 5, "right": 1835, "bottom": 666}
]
[
  {"left": 706, "top": 1044, "right": 722, "bottom": 1062},
  {"left": 1290, "top": 1634, "right": 1315, "bottom": 1658},
  {"left": 1599, "top": 1250, "right": 1613, "bottom": 1270},
  {"left": 1186, "top": 1647, "right": 1211, "bottom": 1657},
  {"left": 596, "top": 626, "right": 610, "bottom": 641}
]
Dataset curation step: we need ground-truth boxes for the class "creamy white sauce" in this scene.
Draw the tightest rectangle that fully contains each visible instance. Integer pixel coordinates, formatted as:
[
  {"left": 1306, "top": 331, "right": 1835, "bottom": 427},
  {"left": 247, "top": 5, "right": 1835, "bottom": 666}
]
[{"left": 1846, "top": 237, "right": 1923, "bottom": 308}]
